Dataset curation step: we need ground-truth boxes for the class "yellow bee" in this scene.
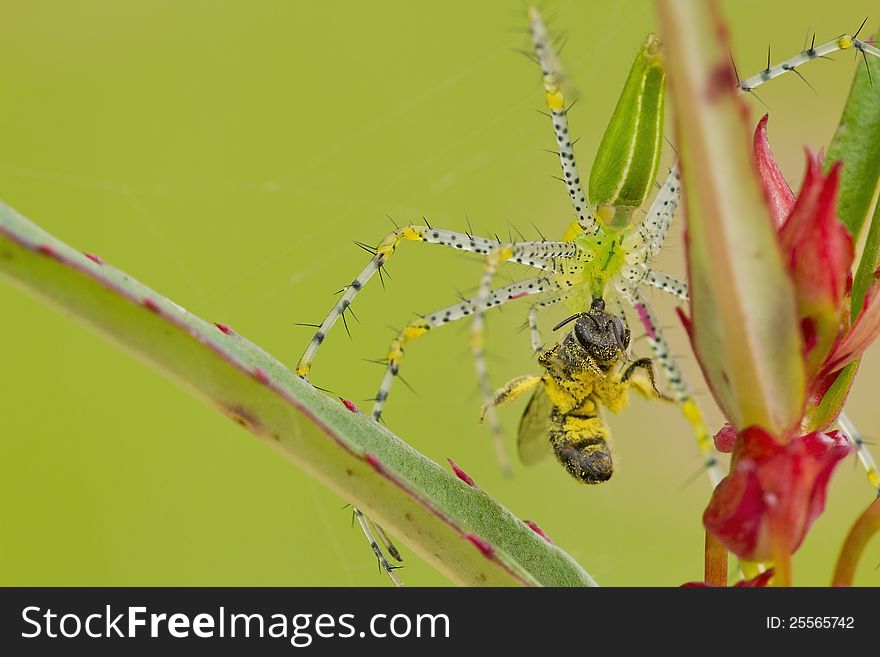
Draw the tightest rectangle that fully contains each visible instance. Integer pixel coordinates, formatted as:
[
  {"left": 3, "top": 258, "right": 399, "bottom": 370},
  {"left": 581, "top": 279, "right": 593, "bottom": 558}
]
[{"left": 482, "top": 298, "right": 665, "bottom": 483}]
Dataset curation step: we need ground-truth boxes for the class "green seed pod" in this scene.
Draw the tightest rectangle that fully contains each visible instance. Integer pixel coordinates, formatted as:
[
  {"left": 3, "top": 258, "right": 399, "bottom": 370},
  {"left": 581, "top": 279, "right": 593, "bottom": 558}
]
[{"left": 589, "top": 34, "right": 665, "bottom": 226}]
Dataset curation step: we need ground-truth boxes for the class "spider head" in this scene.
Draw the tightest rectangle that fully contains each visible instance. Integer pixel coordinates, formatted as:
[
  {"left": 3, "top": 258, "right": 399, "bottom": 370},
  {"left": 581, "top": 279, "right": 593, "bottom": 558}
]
[{"left": 553, "top": 298, "right": 630, "bottom": 364}]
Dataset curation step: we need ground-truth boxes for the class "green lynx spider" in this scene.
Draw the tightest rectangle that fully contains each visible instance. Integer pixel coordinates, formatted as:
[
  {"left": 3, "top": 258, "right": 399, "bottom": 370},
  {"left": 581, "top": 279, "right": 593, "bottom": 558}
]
[{"left": 296, "top": 7, "right": 880, "bottom": 584}]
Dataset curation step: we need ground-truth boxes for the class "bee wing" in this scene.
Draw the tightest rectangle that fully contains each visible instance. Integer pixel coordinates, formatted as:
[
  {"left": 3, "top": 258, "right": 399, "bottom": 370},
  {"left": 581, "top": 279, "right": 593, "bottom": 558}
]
[{"left": 517, "top": 387, "right": 554, "bottom": 466}]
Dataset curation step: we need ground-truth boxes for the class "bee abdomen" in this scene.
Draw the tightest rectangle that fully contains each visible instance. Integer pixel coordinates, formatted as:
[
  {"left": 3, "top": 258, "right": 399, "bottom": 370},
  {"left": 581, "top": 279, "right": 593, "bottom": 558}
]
[{"left": 550, "top": 422, "right": 613, "bottom": 484}]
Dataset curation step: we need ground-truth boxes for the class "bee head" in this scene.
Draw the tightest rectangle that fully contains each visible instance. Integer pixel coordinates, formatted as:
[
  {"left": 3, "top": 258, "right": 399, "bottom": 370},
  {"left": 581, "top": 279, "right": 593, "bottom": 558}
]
[{"left": 564, "top": 298, "right": 630, "bottom": 364}]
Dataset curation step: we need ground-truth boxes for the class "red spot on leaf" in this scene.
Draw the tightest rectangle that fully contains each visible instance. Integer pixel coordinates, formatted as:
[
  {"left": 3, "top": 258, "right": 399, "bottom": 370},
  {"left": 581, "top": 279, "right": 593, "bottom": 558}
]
[
  {"left": 464, "top": 534, "right": 494, "bottom": 559},
  {"left": 142, "top": 298, "right": 160, "bottom": 313},
  {"left": 340, "top": 397, "right": 360, "bottom": 413},
  {"left": 447, "top": 458, "right": 475, "bottom": 486},
  {"left": 252, "top": 367, "right": 270, "bottom": 384},
  {"left": 524, "top": 520, "right": 552, "bottom": 543},
  {"left": 37, "top": 244, "right": 58, "bottom": 257},
  {"left": 214, "top": 322, "right": 233, "bottom": 335},
  {"left": 364, "top": 453, "right": 384, "bottom": 473},
  {"left": 83, "top": 252, "right": 104, "bottom": 265}
]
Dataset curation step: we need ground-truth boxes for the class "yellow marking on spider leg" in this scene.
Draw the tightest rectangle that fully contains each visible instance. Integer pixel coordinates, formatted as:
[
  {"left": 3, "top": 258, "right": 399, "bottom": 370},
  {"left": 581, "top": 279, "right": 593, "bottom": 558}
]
[
  {"left": 681, "top": 398, "right": 721, "bottom": 484},
  {"left": 402, "top": 322, "right": 429, "bottom": 340},
  {"left": 838, "top": 34, "right": 854, "bottom": 50},
  {"left": 492, "top": 246, "right": 514, "bottom": 262},
  {"left": 295, "top": 362, "right": 311, "bottom": 377},
  {"left": 376, "top": 225, "right": 426, "bottom": 258},
  {"left": 561, "top": 220, "right": 582, "bottom": 242},
  {"left": 546, "top": 89, "right": 565, "bottom": 110},
  {"left": 681, "top": 398, "right": 703, "bottom": 427},
  {"left": 386, "top": 319, "right": 430, "bottom": 363}
]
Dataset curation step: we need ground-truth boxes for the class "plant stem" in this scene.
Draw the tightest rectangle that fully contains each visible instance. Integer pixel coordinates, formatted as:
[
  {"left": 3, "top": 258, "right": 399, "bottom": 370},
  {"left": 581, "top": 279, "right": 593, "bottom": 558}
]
[
  {"left": 832, "top": 498, "right": 880, "bottom": 586},
  {"left": 704, "top": 531, "right": 728, "bottom": 586}
]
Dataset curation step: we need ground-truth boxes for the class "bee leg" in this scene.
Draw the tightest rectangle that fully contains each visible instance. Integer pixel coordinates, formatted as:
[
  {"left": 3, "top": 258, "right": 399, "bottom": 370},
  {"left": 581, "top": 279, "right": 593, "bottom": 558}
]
[
  {"left": 480, "top": 375, "right": 543, "bottom": 422},
  {"left": 622, "top": 357, "right": 673, "bottom": 401}
]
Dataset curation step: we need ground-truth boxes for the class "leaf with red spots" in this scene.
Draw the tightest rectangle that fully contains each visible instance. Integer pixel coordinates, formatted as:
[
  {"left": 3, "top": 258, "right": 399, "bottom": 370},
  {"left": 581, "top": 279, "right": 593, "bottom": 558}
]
[{"left": 0, "top": 200, "right": 595, "bottom": 588}]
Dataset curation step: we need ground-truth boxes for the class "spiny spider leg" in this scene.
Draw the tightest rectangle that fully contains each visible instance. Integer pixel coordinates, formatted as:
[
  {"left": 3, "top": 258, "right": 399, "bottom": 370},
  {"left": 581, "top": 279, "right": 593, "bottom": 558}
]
[
  {"left": 372, "top": 523, "right": 403, "bottom": 563},
  {"left": 352, "top": 508, "right": 403, "bottom": 587},
  {"left": 374, "top": 276, "right": 559, "bottom": 474},
  {"left": 737, "top": 30, "right": 880, "bottom": 93},
  {"left": 837, "top": 412, "right": 880, "bottom": 495},
  {"left": 613, "top": 281, "right": 723, "bottom": 486},
  {"left": 640, "top": 270, "right": 689, "bottom": 301},
  {"left": 528, "top": 291, "right": 571, "bottom": 353},
  {"left": 623, "top": 164, "right": 682, "bottom": 263},
  {"left": 528, "top": 6, "right": 598, "bottom": 235},
  {"left": 296, "top": 224, "right": 550, "bottom": 378},
  {"left": 620, "top": 264, "right": 689, "bottom": 302}
]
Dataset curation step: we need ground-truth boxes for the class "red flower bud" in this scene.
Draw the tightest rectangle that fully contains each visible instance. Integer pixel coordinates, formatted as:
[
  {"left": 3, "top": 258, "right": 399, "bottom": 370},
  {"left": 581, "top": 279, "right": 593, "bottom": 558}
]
[{"left": 703, "top": 427, "right": 852, "bottom": 561}]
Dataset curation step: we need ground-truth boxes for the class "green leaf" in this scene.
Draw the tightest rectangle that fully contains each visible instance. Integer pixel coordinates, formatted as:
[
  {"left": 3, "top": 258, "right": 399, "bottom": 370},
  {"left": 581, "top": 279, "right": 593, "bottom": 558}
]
[
  {"left": 807, "top": 361, "right": 858, "bottom": 433},
  {"left": 850, "top": 171, "right": 880, "bottom": 320},
  {"left": 0, "top": 201, "right": 595, "bottom": 588},
  {"left": 824, "top": 29, "right": 880, "bottom": 246},
  {"left": 654, "top": 0, "right": 806, "bottom": 436}
]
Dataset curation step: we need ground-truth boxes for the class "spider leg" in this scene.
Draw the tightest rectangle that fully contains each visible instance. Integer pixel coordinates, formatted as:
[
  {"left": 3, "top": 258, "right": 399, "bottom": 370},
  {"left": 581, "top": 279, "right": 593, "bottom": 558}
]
[
  {"left": 614, "top": 278, "right": 723, "bottom": 487},
  {"left": 620, "top": 263, "right": 690, "bottom": 302},
  {"left": 528, "top": 290, "right": 571, "bottom": 353},
  {"left": 371, "top": 277, "right": 557, "bottom": 470},
  {"left": 623, "top": 164, "right": 682, "bottom": 263},
  {"left": 296, "top": 224, "right": 549, "bottom": 378},
  {"left": 352, "top": 508, "right": 403, "bottom": 587},
  {"left": 372, "top": 523, "right": 403, "bottom": 563},
  {"left": 528, "top": 7, "right": 598, "bottom": 235},
  {"left": 737, "top": 32, "right": 880, "bottom": 94},
  {"left": 837, "top": 412, "right": 880, "bottom": 495},
  {"left": 472, "top": 242, "right": 582, "bottom": 473},
  {"left": 641, "top": 270, "right": 689, "bottom": 302}
]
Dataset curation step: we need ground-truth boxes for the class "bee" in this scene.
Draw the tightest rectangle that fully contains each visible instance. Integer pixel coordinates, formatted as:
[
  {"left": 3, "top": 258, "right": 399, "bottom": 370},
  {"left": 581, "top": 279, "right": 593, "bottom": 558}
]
[{"left": 482, "top": 297, "right": 666, "bottom": 483}]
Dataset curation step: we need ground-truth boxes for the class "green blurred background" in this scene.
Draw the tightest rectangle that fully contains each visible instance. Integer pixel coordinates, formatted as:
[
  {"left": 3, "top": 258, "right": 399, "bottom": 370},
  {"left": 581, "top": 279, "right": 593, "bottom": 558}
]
[{"left": 1, "top": 0, "right": 878, "bottom": 586}]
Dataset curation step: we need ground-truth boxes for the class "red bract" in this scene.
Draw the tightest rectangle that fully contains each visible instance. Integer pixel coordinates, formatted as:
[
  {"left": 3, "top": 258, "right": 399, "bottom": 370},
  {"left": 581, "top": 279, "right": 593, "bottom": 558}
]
[
  {"left": 754, "top": 115, "right": 855, "bottom": 377},
  {"left": 752, "top": 117, "right": 880, "bottom": 421},
  {"left": 681, "top": 569, "right": 774, "bottom": 588},
  {"left": 698, "top": 119, "right": 878, "bottom": 567},
  {"left": 703, "top": 427, "right": 852, "bottom": 562},
  {"left": 753, "top": 115, "right": 795, "bottom": 227}
]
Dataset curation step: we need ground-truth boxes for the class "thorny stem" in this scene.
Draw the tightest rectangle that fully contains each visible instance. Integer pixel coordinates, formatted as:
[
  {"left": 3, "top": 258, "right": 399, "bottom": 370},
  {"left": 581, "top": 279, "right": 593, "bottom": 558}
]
[{"left": 832, "top": 498, "right": 880, "bottom": 586}]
